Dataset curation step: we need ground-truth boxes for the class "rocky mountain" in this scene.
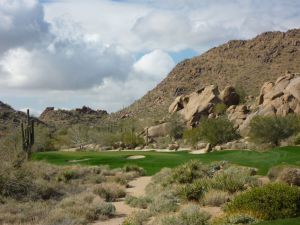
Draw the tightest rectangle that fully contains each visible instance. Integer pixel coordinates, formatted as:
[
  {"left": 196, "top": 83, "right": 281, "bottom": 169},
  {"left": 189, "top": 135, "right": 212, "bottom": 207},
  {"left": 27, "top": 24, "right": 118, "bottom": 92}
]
[
  {"left": 0, "top": 101, "right": 43, "bottom": 137},
  {"left": 118, "top": 29, "right": 300, "bottom": 120},
  {"left": 39, "top": 106, "right": 108, "bottom": 126}
]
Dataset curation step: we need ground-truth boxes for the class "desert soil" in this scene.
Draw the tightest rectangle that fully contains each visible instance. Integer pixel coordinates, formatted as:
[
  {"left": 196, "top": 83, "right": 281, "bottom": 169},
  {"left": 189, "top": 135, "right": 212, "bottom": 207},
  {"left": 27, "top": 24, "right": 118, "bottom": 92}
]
[{"left": 94, "top": 176, "right": 152, "bottom": 225}]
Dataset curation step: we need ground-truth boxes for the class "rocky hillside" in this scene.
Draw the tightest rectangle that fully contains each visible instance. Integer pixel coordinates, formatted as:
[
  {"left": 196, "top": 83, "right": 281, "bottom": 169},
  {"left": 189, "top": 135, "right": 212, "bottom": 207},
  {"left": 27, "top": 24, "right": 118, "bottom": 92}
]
[
  {"left": 39, "top": 106, "right": 108, "bottom": 126},
  {"left": 0, "top": 101, "right": 43, "bottom": 137},
  {"left": 118, "top": 29, "right": 300, "bottom": 120}
]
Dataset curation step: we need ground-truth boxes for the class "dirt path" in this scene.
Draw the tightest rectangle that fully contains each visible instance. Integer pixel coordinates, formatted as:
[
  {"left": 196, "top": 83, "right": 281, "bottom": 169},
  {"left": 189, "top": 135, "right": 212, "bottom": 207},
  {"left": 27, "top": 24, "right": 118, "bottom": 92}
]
[{"left": 94, "top": 176, "right": 152, "bottom": 225}]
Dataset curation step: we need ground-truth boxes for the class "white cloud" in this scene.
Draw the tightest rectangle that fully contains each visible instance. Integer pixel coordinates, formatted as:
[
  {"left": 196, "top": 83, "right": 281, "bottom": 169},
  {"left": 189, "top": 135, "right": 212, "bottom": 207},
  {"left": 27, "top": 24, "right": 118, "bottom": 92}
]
[
  {"left": 0, "top": 0, "right": 300, "bottom": 113},
  {"left": 0, "top": 0, "right": 49, "bottom": 52},
  {"left": 133, "top": 50, "right": 175, "bottom": 80}
]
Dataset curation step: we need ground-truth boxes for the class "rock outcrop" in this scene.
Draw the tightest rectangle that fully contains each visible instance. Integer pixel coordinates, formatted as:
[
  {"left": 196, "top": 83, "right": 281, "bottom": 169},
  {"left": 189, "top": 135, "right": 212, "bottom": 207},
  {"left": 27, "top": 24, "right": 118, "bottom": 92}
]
[
  {"left": 169, "top": 85, "right": 239, "bottom": 126},
  {"left": 141, "top": 122, "right": 171, "bottom": 139},
  {"left": 239, "top": 72, "right": 300, "bottom": 135},
  {"left": 39, "top": 106, "right": 108, "bottom": 126}
]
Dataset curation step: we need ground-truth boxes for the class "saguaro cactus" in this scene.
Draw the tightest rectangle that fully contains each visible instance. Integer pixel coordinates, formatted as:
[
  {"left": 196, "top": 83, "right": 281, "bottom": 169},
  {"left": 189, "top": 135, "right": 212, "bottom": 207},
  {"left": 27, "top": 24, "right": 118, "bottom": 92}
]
[{"left": 21, "top": 109, "right": 35, "bottom": 160}]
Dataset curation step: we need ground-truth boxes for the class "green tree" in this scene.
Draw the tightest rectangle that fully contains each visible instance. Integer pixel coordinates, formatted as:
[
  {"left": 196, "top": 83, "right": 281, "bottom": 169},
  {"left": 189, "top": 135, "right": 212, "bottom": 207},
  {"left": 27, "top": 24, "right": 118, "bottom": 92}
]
[
  {"left": 199, "top": 117, "right": 238, "bottom": 146},
  {"left": 249, "top": 115, "right": 300, "bottom": 146}
]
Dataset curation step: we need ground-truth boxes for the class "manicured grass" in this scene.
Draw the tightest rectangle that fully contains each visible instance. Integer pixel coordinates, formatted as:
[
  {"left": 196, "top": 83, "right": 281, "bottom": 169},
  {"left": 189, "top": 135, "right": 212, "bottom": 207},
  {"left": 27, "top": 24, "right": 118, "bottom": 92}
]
[
  {"left": 33, "top": 146, "right": 300, "bottom": 175},
  {"left": 257, "top": 217, "right": 300, "bottom": 225}
]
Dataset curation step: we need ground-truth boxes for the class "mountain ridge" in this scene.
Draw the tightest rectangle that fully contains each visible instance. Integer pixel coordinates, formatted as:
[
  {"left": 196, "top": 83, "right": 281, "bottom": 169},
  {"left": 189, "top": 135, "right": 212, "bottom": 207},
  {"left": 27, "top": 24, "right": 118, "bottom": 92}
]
[{"left": 115, "top": 28, "right": 300, "bottom": 120}]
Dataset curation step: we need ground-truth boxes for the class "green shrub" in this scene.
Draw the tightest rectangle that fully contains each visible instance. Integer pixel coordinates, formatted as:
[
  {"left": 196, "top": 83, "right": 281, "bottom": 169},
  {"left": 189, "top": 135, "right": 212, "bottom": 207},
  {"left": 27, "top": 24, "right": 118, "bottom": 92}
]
[
  {"left": 169, "top": 114, "right": 186, "bottom": 139},
  {"left": 121, "top": 131, "right": 145, "bottom": 148},
  {"left": 154, "top": 204, "right": 210, "bottom": 225},
  {"left": 225, "top": 183, "right": 300, "bottom": 220},
  {"left": 214, "top": 103, "right": 228, "bottom": 115},
  {"left": 183, "top": 127, "right": 201, "bottom": 146},
  {"left": 93, "top": 183, "right": 126, "bottom": 202},
  {"left": 212, "top": 166, "right": 258, "bottom": 193},
  {"left": 293, "top": 133, "right": 300, "bottom": 145},
  {"left": 123, "top": 165, "right": 145, "bottom": 176},
  {"left": 178, "top": 179, "right": 210, "bottom": 201},
  {"left": 212, "top": 213, "right": 260, "bottom": 225},
  {"left": 171, "top": 160, "right": 213, "bottom": 184},
  {"left": 249, "top": 115, "right": 300, "bottom": 146},
  {"left": 199, "top": 117, "right": 239, "bottom": 146},
  {"left": 125, "top": 195, "right": 151, "bottom": 209}
]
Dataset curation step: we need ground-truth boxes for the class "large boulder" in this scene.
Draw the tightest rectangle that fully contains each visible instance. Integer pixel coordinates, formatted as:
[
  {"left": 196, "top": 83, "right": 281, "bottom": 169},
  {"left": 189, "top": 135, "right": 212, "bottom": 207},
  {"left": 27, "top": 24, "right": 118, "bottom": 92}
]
[
  {"left": 143, "top": 122, "right": 171, "bottom": 138},
  {"left": 169, "top": 85, "right": 221, "bottom": 126},
  {"left": 220, "top": 86, "right": 240, "bottom": 106}
]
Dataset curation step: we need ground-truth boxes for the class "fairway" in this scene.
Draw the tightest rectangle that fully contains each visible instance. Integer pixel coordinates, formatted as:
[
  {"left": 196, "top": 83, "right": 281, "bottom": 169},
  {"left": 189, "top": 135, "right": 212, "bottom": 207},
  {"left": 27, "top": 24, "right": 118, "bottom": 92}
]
[
  {"left": 256, "top": 217, "right": 300, "bottom": 225},
  {"left": 33, "top": 146, "right": 300, "bottom": 175}
]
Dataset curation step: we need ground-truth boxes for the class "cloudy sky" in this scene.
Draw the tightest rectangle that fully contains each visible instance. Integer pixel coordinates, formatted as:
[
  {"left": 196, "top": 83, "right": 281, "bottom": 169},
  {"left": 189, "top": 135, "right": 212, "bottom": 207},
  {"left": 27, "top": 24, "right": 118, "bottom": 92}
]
[{"left": 0, "top": 0, "right": 300, "bottom": 115}]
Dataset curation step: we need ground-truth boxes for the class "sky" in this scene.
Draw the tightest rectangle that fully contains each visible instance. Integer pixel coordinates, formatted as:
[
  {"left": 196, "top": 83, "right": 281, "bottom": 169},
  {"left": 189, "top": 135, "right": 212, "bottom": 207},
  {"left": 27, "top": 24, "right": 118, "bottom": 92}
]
[{"left": 0, "top": 0, "right": 299, "bottom": 115}]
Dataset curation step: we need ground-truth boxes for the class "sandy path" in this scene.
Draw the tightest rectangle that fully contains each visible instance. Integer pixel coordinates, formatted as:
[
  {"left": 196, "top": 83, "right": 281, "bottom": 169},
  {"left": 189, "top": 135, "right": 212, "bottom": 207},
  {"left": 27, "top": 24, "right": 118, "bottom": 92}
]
[{"left": 94, "top": 176, "right": 152, "bottom": 225}]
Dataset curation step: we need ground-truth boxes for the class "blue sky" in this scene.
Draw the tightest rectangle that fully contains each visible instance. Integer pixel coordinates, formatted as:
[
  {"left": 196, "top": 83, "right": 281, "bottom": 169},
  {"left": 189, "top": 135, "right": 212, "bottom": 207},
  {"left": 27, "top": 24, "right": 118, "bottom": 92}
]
[{"left": 0, "top": 0, "right": 299, "bottom": 114}]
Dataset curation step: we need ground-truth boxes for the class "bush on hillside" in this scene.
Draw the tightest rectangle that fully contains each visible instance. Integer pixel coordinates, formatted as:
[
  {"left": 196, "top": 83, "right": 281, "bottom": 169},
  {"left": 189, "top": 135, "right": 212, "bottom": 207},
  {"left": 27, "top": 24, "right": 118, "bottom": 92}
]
[
  {"left": 169, "top": 114, "right": 186, "bottom": 140},
  {"left": 198, "top": 117, "right": 239, "bottom": 146},
  {"left": 214, "top": 103, "right": 228, "bottom": 115},
  {"left": 183, "top": 127, "right": 202, "bottom": 146},
  {"left": 249, "top": 115, "right": 300, "bottom": 146},
  {"left": 225, "top": 183, "right": 300, "bottom": 220}
]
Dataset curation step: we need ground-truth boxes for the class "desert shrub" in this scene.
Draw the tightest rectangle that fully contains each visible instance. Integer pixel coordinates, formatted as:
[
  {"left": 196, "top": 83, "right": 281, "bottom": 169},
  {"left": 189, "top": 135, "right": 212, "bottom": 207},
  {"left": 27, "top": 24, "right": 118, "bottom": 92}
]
[
  {"left": 149, "top": 191, "right": 179, "bottom": 214},
  {"left": 214, "top": 103, "right": 228, "bottom": 115},
  {"left": 293, "top": 132, "right": 300, "bottom": 145},
  {"left": 145, "top": 168, "right": 173, "bottom": 197},
  {"left": 178, "top": 179, "right": 210, "bottom": 201},
  {"left": 235, "top": 86, "right": 247, "bottom": 104},
  {"left": 154, "top": 204, "right": 210, "bottom": 225},
  {"left": 125, "top": 195, "right": 151, "bottom": 209},
  {"left": 59, "top": 170, "right": 80, "bottom": 182},
  {"left": 93, "top": 182, "right": 126, "bottom": 202},
  {"left": 123, "top": 164, "right": 145, "bottom": 176},
  {"left": 183, "top": 127, "right": 201, "bottom": 146},
  {"left": 171, "top": 160, "right": 213, "bottom": 184},
  {"left": 268, "top": 166, "right": 300, "bottom": 186},
  {"left": 86, "top": 202, "right": 116, "bottom": 221},
  {"left": 249, "top": 115, "right": 300, "bottom": 146},
  {"left": 199, "top": 117, "right": 239, "bottom": 146},
  {"left": 123, "top": 211, "right": 151, "bottom": 225},
  {"left": 169, "top": 114, "right": 186, "bottom": 139},
  {"left": 211, "top": 166, "right": 258, "bottom": 193},
  {"left": 202, "top": 189, "right": 230, "bottom": 206},
  {"left": 212, "top": 213, "right": 260, "bottom": 225},
  {"left": 225, "top": 183, "right": 300, "bottom": 220},
  {"left": 121, "top": 131, "right": 145, "bottom": 148}
]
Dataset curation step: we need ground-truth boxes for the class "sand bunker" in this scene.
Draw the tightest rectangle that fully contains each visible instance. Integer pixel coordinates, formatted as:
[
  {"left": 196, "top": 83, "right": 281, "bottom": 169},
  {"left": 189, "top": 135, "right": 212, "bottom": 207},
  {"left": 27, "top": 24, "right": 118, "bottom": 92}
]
[
  {"left": 68, "top": 158, "right": 90, "bottom": 163},
  {"left": 127, "top": 155, "right": 145, "bottom": 159}
]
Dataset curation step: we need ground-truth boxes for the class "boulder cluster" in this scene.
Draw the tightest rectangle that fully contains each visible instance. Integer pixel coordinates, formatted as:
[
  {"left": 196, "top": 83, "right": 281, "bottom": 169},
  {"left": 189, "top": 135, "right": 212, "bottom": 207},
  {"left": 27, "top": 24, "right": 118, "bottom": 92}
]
[
  {"left": 168, "top": 85, "right": 240, "bottom": 127},
  {"left": 169, "top": 72, "right": 300, "bottom": 136}
]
